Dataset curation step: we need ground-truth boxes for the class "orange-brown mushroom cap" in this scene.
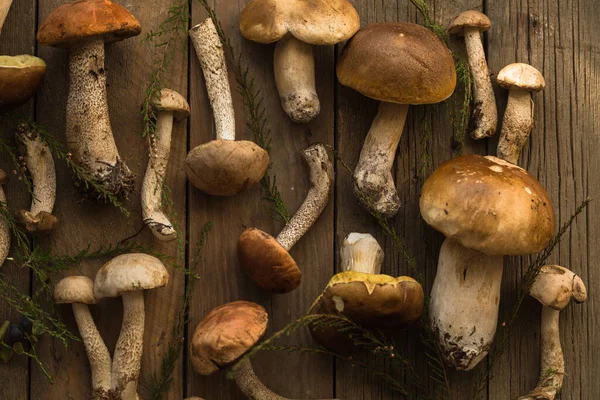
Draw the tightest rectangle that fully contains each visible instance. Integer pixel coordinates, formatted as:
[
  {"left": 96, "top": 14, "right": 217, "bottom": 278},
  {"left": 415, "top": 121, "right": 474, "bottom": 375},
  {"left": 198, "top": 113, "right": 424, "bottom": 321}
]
[
  {"left": 37, "top": 0, "right": 141, "bottom": 48},
  {"left": 0, "top": 55, "right": 46, "bottom": 109},
  {"left": 448, "top": 10, "right": 491, "bottom": 35},
  {"left": 237, "top": 228, "right": 301, "bottom": 293}
]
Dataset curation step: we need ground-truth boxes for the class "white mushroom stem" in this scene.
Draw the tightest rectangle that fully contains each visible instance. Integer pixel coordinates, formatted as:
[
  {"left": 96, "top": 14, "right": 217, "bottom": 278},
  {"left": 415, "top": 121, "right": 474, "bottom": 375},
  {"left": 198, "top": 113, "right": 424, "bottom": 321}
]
[
  {"left": 275, "top": 143, "right": 334, "bottom": 250},
  {"left": 0, "top": 172, "right": 9, "bottom": 267},
  {"left": 429, "top": 238, "right": 503, "bottom": 370},
  {"left": 340, "top": 233, "right": 383, "bottom": 274},
  {"left": 497, "top": 88, "right": 534, "bottom": 164},
  {"left": 72, "top": 303, "right": 112, "bottom": 399},
  {"left": 0, "top": 0, "right": 13, "bottom": 35},
  {"left": 354, "top": 102, "right": 408, "bottom": 218},
  {"left": 141, "top": 110, "right": 176, "bottom": 241},
  {"left": 463, "top": 27, "right": 497, "bottom": 139},
  {"left": 274, "top": 34, "right": 320, "bottom": 124},
  {"left": 189, "top": 18, "right": 235, "bottom": 141}
]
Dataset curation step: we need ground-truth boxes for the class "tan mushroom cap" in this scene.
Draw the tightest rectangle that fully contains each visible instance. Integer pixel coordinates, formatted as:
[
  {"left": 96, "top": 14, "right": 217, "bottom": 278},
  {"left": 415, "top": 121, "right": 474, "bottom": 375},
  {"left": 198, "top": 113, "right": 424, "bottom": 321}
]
[
  {"left": 37, "top": 0, "right": 141, "bottom": 48},
  {"left": 448, "top": 10, "right": 491, "bottom": 35},
  {"left": 337, "top": 22, "right": 457, "bottom": 105},
  {"left": 94, "top": 253, "right": 168, "bottom": 299},
  {"left": 0, "top": 169, "right": 8, "bottom": 184},
  {"left": 420, "top": 155, "right": 555, "bottom": 256},
  {"left": 530, "top": 265, "right": 588, "bottom": 310},
  {"left": 0, "top": 55, "right": 46, "bottom": 109},
  {"left": 190, "top": 301, "right": 268, "bottom": 375},
  {"left": 185, "top": 140, "right": 269, "bottom": 196},
  {"left": 497, "top": 63, "right": 546, "bottom": 92},
  {"left": 237, "top": 228, "right": 301, "bottom": 293},
  {"left": 154, "top": 88, "right": 190, "bottom": 121},
  {"left": 239, "top": 0, "right": 360, "bottom": 45},
  {"left": 54, "top": 276, "right": 96, "bottom": 305}
]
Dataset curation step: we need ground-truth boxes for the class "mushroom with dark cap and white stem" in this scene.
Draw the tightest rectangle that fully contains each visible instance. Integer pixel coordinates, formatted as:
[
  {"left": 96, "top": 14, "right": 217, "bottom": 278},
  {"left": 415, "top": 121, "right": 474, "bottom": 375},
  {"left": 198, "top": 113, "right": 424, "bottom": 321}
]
[
  {"left": 142, "top": 88, "right": 190, "bottom": 241},
  {"left": 0, "top": 169, "right": 9, "bottom": 268},
  {"left": 337, "top": 23, "right": 457, "bottom": 217},
  {"left": 94, "top": 253, "right": 169, "bottom": 400},
  {"left": 36, "top": 0, "right": 141, "bottom": 198},
  {"left": 186, "top": 18, "right": 269, "bottom": 196},
  {"left": 237, "top": 143, "right": 334, "bottom": 293},
  {"left": 420, "top": 155, "right": 555, "bottom": 370},
  {"left": 449, "top": 10, "right": 497, "bottom": 140},
  {"left": 239, "top": 0, "right": 360, "bottom": 123},
  {"left": 0, "top": 55, "right": 46, "bottom": 109},
  {"left": 54, "top": 276, "right": 112, "bottom": 399},
  {"left": 496, "top": 63, "right": 545, "bottom": 164},
  {"left": 519, "top": 265, "right": 587, "bottom": 400},
  {"left": 14, "top": 123, "right": 58, "bottom": 233}
]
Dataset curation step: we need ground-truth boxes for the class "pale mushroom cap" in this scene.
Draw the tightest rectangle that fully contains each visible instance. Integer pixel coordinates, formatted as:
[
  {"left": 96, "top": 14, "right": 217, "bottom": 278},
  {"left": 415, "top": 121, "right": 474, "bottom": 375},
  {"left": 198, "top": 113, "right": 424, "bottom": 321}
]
[
  {"left": 94, "top": 253, "right": 169, "bottom": 299},
  {"left": 530, "top": 265, "right": 588, "bottom": 310},
  {"left": 239, "top": 0, "right": 360, "bottom": 45},
  {"left": 189, "top": 301, "right": 268, "bottom": 375},
  {"left": 337, "top": 23, "right": 456, "bottom": 105},
  {"left": 448, "top": 10, "right": 491, "bottom": 35},
  {"left": 54, "top": 276, "right": 96, "bottom": 305},
  {"left": 0, "top": 55, "right": 46, "bottom": 109},
  {"left": 154, "top": 88, "right": 190, "bottom": 121},
  {"left": 497, "top": 63, "right": 545, "bottom": 91},
  {"left": 420, "top": 155, "right": 555, "bottom": 256}
]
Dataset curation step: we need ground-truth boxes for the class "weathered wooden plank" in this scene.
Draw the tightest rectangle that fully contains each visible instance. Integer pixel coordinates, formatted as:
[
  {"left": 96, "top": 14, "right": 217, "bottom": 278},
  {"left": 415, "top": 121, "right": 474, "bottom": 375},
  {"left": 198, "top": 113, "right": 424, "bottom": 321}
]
[{"left": 31, "top": 1, "right": 187, "bottom": 399}]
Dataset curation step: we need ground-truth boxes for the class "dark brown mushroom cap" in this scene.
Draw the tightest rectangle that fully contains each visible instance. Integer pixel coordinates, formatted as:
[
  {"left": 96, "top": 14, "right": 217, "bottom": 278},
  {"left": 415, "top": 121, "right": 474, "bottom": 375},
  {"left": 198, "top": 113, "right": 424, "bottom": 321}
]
[
  {"left": 497, "top": 63, "right": 546, "bottom": 92},
  {"left": 448, "top": 10, "right": 491, "bottom": 35},
  {"left": 237, "top": 228, "right": 301, "bottom": 293},
  {"left": 37, "top": 0, "right": 141, "bottom": 48},
  {"left": 239, "top": 0, "right": 360, "bottom": 45},
  {"left": 189, "top": 301, "right": 268, "bottom": 375},
  {"left": 307, "top": 295, "right": 357, "bottom": 355},
  {"left": 337, "top": 22, "right": 456, "bottom": 104},
  {"left": 420, "top": 155, "right": 555, "bottom": 256},
  {"left": 0, "top": 55, "right": 46, "bottom": 109},
  {"left": 185, "top": 140, "right": 269, "bottom": 196}
]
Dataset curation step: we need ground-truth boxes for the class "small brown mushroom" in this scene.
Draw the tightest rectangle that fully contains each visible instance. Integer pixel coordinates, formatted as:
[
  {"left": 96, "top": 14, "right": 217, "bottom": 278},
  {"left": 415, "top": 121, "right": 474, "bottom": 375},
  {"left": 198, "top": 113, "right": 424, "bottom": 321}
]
[
  {"left": 0, "top": 55, "right": 46, "bottom": 109},
  {"left": 0, "top": 0, "right": 12, "bottom": 35},
  {"left": 0, "top": 169, "right": 9, "bottom": 268},
  {"left": 237, "top": 143, "right": 334, "bottom": 293}
]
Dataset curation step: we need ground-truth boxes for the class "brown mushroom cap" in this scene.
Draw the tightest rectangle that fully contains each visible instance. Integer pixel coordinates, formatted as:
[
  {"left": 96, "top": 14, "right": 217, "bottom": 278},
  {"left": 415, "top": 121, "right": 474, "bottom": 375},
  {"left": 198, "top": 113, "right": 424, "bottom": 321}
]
[
  {"left": 530, "top": 265, "right": 588, "bottom": 310},
  {"left": 337, "top": 22, "right": 456, "bottom": 105},
  {"left": 239, "top": 0, "right": 359, "bottom": 45},
  {"left": 154, "top": 88, "right": 190, "bottom": 121},
  {"left": 0, "top": 169, "right": 8, "bottom": 184},
  {"left": 497, "top": 63, "right": 546, "bottom": 92},
  {"left": 0, "top": 55, "right": 46, "bottom": 109},
  {"left": 237, "top": 228, "right": 301, "bottom": 293},
  {"left": 37, "top": 0, "right": 141, "bottom": 48},
  {"left": 189, "top": 301, "right": 268, "bottom": 375},
  {"left": 54, "top": 276, "right": 96, "bottom": 304},
  {"left": 420, "top": 155, "right": 555, "bottom": 256},
  {"left": 448, "top": 10, "right": 491, "bottom": 35},
  {"left": 185, "top": 140, "right": 269, "bottom": 196}
]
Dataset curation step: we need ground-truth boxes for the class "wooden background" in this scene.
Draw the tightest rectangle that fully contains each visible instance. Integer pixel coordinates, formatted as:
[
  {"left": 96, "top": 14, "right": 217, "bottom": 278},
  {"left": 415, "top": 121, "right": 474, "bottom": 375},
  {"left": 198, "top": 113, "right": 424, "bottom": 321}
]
[{"left": 0, "top": 0, "right": 598, "bottom": 399}]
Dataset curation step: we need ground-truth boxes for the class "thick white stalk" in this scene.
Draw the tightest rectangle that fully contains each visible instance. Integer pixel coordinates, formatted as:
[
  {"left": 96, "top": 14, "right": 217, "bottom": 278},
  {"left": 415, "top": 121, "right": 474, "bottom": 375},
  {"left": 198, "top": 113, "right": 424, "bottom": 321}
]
[
  {"left": 0, "top": 0, "right": 12, "bottom": 35},
  {"left": 275, "top": 143, "right": 333, "bottom": 250},
  {"left": 274, "top": 35, "right": 319, "bottom": 123},
  {"left": 0, "top": 171, "right": 9, "bottom": 267},
  {"left": 340, "top": 233, "right": 383, "bottom": 274},
  {"left": 497, "top": 89, "right": 533, "bottom": 164},
  {"left": 354, "top": 102, "right": 408, "bottom": 217},
  {"left": 189, "top": 18, "right": 235, "bottom": 141},
  {"left": 464, "top": 27, "right": 497, "bottom": 139}
]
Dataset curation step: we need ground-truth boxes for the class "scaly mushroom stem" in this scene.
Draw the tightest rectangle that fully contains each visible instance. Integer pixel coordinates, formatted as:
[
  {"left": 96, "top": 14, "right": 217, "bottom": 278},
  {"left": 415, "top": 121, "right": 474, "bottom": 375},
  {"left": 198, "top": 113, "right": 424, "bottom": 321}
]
[
  {"left": 339, "top": 233, "right": 383, "bottom": 274},
  {"left": 190, "top": 18, "right": 235, "bottom": 141},
  {"left": 0, "top": 0, "right": 12, "bottom": 35},
  {"left": 0, "top": 170, "right": 9, "bottom": 268},
  {"left": 354, "top": 102, "right": 408, "bottom": 217},
  {"left": 497, "top": 89, "right": 533, "bottom": 164},
  {"left": 275, "top": 143, "right": 334, "bottom": 250},
  {"left": 463, "top": 27, "right": 496, "bottom": 139},
  {"left": 72, "top": 303, "right": 112, "bottom": 399},
  {"left": 429, "top": 238, "right": 503, "bottom": 370},
  {"left": 15, "top": 123, "right": 58, "bottom": 233},
  {"left": 66, "top": 38, "right": 134, "bottom": 198},
  {"left": 274, "top": 34, "right": 320, "bottom": 124}
]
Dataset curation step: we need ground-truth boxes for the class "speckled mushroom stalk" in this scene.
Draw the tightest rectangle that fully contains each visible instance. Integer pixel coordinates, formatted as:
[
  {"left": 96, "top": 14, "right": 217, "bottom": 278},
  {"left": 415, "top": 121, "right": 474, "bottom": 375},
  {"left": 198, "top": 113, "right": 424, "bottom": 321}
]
[
  {"left": 14, "top": 123, "right": 58, "bottom": 233},
  {"left": 519, "top": 266, "right": 587, "bottom": 400},
  {"left": 0, "top": 0, "right": 12, "bottom": 35},
  {"left": 0, "top": 169, "right": 9, "bottom": 267}
]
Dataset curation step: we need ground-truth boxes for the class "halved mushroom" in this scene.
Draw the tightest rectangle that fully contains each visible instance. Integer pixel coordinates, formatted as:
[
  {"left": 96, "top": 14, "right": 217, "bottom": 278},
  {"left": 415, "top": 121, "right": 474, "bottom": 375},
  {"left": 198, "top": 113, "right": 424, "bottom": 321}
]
[
  {"left": 37, "top": 0, "right": 141, "bottom": 198},
  {"left": 0, "top": 55, "right": 46, "bottom": 109},
  {"left": 187, "top": 18, "right": 269, "bottom": 196},
  {"left": 0, "top": 169, "right": 9, "bottom": 268},
  {"left": 237, "top": 143, "right": 333, "bottom": 293},
  {"left": 337, "top": 23, "right": 457, "bottom": 217}
]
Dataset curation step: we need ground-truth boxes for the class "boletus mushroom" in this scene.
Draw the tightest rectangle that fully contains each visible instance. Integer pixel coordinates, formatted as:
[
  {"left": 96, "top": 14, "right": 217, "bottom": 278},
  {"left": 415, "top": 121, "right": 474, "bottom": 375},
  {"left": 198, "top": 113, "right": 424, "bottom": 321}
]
[
  {"left": 337, "top": 23, "right": 457, "bottom": 217},
  {"left": 519, "top": 265, "right": 587, "bottom": 400},
  {"left": 449, "top": 11, "right": 497, "bottom": 139},
  {"left": 0, "top": 55, "right": 46, "bottom": 109},
  {"left": 142, "top": 88, "right": 190, "bottom": 241},
  {"left": 420, "top": 155, "right": 555, "bottom": 370},
  {"left": 238, "top": 143, "right": 333, "bottom": 293},
  {"left": 187, "top": 18, "right": 269, "bottom": 196},
  {"left": 94, "top": 253, "right": 169, "bottom": 400},
  {"left": 0, "top": 169, "right": 9, "bottom": 268},
  {"left": 496, "top": 63, "right": 545, "bottom": 164},
  {"left": 37, "top": 0, "right": 141, "bottom": 198},
  {"left": 239, "top": 0, "right": 360, "bottom": 123}
]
